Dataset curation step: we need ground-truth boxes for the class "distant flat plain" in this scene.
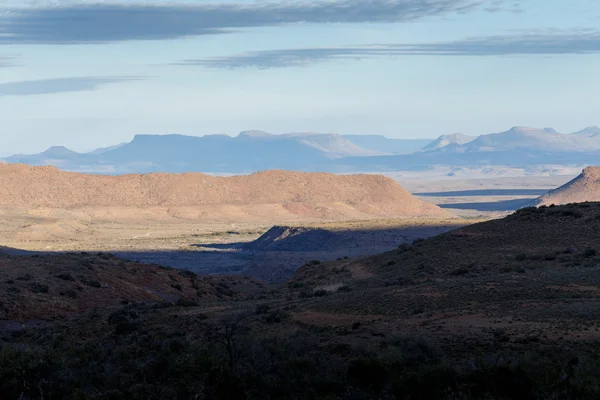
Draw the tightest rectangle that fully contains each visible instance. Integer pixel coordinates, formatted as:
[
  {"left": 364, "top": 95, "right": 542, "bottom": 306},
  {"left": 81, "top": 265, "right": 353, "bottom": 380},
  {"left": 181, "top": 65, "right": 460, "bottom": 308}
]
[{"left": 400, "top": 175, "right": 576, "bottom": 218}]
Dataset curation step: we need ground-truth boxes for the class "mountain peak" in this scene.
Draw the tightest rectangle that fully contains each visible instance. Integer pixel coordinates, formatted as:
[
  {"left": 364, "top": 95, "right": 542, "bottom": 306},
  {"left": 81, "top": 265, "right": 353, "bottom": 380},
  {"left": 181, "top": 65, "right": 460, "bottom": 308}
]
[
  {"left": 573, "top": 126, "right": 600, "bottom": 136},
  {"left": 422, "top": 133, "right": 477, "bottom": 151},
  {"left": 508, "top": 126, "right": 539, "bottom": 133},
  {"left": 238, "top": 130, "right": 273, "bottom": 138},
  {"left": 41, "top": 146, "right": 79, "bottom": 156}
]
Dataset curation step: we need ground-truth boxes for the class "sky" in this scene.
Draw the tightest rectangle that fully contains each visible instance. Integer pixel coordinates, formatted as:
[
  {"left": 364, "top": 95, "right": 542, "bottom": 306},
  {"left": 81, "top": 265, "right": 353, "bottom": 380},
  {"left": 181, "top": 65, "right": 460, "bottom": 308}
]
[{"left": 0, "top": 0, "right": 599, "bottom": 154}]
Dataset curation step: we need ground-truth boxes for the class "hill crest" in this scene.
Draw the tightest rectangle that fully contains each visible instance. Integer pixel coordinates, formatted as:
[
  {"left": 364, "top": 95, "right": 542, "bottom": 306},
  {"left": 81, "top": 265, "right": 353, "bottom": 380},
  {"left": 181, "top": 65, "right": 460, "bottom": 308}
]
[
  {"left": 0, "top": 164, "right": 450, "bottom": 219},
  {"left": 537, "top": 167, "right": 600, "bottom": 206}
]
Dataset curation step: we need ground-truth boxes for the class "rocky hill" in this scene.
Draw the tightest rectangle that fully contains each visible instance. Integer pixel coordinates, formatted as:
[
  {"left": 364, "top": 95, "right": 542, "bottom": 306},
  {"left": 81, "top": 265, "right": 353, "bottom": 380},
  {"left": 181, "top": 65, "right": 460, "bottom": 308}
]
[
  {"left": 0, "top": 164, "right": 449, "bottom": 219},
  {"left": 536, "top": 167, "right": 600, "bottom": 206}
]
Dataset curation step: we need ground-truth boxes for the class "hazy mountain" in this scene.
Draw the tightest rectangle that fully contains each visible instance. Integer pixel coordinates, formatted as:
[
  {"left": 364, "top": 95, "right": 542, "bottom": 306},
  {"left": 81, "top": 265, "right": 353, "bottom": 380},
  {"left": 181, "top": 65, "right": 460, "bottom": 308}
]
[
  {"left": 332, "top": 126, "right": 600, "bottom": 172},
  {"left": 87, "top": 143, "right": 127, "bottom": 155},
  {"left": 342, "top": 135, "right": 433, "bottom": 154},
  {"left": 453, "top": 126, "right": 600, "bottom": 153},
  {"left": 4, "top": 126, "right": 599, "bottom": 174},
  {"left": 2, "top": 132, "right": 377, "bottom": 173},
  {"left": 278, "top": 132, "right": 379, "bottom": 157},
  {"left": 422, "top": 133, "right": 477, "bottom": 151},
  {"left": 572, "top": 126, "right": 600, "bottom": 137},
  {"left": 4, "top": 146, "right": 84, "bottom": 169}
]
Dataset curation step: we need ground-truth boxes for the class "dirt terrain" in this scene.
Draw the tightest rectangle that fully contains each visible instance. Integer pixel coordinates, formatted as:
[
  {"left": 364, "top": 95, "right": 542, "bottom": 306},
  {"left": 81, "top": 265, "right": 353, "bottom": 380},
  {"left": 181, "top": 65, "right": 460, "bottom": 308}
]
[
  {"left": 403, "top": 174, "right": 576, "bottom": 217},
  {"left": 537, "top": 167, "right": 600, "bottom": 206}
]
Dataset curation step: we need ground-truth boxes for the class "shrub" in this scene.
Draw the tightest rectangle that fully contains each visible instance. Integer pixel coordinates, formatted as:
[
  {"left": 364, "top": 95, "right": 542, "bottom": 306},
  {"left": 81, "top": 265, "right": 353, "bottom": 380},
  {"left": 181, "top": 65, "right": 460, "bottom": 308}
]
[
  {"left": 347, "top": 357, "right": 390, "bottom": 391},
  {"left": 314, "top": 289, "right": 328, "bottom": 297},
  {"left": 30, "top": 282, "right": 49, "bottom": 293},
  {"left": 82, "top": 279, "right": 101, "bottom": 288},
  {"left": 515, "top": 253, "right": 528, "bottom": 261},
  {"left": 55, "top": 273, "right": 75, "bottom": 281},
  {"left": 584, "top": 249, "right": 597, "bottom": 258},
  {"left": 449, "top": 266, "right": 469, "bottom": 276},
  {"left": 176, "top": 298, "right": 199, "bottom": 307},
  {"left": 59, "top": 289, "right": 78, "bottom": 299},
  {"left": 255, "top": 304, "right": 270, "bottom": 315},
  {"left": 264, "top": 309, "right": 290, "bottom": 324}
]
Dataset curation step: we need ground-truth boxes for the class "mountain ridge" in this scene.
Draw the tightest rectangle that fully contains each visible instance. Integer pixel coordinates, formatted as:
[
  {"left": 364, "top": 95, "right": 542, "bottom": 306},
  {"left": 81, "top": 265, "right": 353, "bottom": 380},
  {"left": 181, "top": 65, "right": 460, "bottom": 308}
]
[{"left": 0, "top": 163, "right": 450, "bottom": 219}]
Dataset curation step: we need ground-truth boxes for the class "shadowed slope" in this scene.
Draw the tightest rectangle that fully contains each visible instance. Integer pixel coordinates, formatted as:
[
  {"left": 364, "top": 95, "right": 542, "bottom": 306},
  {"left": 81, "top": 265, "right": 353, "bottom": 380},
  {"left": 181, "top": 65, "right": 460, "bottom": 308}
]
[{"left": 0, "top": 252, "right": 255, "bottom": 320}]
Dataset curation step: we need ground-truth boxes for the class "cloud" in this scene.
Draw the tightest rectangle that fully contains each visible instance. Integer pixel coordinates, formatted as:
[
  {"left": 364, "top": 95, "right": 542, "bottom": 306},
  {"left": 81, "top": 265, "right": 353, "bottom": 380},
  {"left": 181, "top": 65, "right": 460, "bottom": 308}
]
[
  {"left": 0, "top": 55, "right": 14, "bottom": 67},
  {"left": 0, "top": 0, "right": 512, "bottom": 44},
  {"left": 175, "top": 30, "right": 600, "bottom": 69},
  {"left": 0, "top": 76, "right": 145, "bottom": 96}
]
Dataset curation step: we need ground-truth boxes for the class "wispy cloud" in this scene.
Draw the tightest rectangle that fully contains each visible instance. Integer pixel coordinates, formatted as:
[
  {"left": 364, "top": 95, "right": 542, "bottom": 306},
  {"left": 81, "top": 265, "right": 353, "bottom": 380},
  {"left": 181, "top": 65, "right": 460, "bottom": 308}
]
[
  {"left": 0, "top": 0, "right": 514, "bottom": 44},
  {"left": 175, "top": 30, "right": 600, "bottom": 69},
  {"left": 0, "top": 55, "right": 15, "bottom": 67},
  {"left": 0, "top": 76, "right": 146, "bottom": 96}
]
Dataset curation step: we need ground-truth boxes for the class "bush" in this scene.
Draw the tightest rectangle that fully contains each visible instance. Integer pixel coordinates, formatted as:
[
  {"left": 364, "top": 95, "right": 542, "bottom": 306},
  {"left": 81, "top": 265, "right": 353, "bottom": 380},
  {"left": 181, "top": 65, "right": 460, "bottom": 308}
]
[
  {"left": 515, "top": 253, "right": 528, "bottom": 261},
  {"left": 264, "top": 309, "right": 290, "bottom": 324},
  {"left": 59, "top": 289, "right": 78, "bottom": 299},
  {"left": 30, "top": 282, "right": 49, "bottom": 293},
  {"left": 347, "top": 358, "right": 390, "bottom": 391},
  {"left": 255, "top": 304, "right": 270, "bottom": 315},
  {"left": 176, "top": 298, "right": 199, "bottom": 307},
  {"left": 314, "top": 289, "right": 328, "bottom": 297},
  {"left": 584, "top": 249, "right": 597, "bottom": 258},
  {"left": 55, "top": 273, "right": 75, "bottom": 281},
  {"left": 171, "top": 284, "right": 183, "bottom": 292},
  {"left": 449, "top": 266, "right": 469, "bottom": 276},
  {"left": 82, "top": 279, "right": 101, "bottom": 288}
]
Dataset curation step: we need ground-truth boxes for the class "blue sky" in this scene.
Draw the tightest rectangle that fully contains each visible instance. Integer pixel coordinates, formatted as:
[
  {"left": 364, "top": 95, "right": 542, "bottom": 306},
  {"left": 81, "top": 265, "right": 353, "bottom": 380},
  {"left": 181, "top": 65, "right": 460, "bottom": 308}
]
[{"left": 0, "top": 0, "right": 599, "bottom": 153}]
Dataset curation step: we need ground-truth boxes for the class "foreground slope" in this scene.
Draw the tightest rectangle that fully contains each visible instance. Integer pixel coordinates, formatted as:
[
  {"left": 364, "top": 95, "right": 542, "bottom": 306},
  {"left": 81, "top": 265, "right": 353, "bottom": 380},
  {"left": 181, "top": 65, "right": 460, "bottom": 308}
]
[
  {"left": 295, "top": 202, "right": 600, "bottom": 287},
  {"left": 537, "top": 167, "right": 600, "bottom": 206},
  {"left": 0, "top": 164, "right": 449, "bottom": 220},
  {"left": 291, "top": 203, "right": 600, "bottom": 327},
  {"left": 0, "top": 251, "right": 257, "bottom": 320},
  {"left": 4, "top": 204, "right": 600, "bottom": 399}
]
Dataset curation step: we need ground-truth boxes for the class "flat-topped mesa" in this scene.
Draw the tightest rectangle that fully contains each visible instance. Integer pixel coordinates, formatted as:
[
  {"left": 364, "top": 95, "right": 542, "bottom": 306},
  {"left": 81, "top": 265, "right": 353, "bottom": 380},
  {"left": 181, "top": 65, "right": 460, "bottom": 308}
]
[
  {"left": 0, "top": 164, "right": 451, "bottom": 219},
  {"left": 536, "top": 167, "right": 600, "bottom": 206}
]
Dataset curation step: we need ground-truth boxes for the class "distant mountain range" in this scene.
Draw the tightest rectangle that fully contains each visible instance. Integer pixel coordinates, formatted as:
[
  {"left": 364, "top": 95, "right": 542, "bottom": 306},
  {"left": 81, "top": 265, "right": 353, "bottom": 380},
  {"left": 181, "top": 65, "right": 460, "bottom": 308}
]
[
  {"left": 2, "top": 126, "right": 598, "bottom": 174},
  {"left": 421, "top": 133, "right": 477, "bottom": 151},
  {"left": 341, "top": 135, "right": 432, "bottom": 154}
]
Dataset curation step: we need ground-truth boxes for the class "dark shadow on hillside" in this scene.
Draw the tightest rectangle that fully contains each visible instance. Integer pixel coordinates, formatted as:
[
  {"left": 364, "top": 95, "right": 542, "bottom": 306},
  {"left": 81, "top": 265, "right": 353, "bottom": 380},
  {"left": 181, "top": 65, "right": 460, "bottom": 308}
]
[
  {"left": 440, "top": 198, "right": 534, "bottom": 212},
  {"left": 415, "top": 189, "right": 549, "bottom": 197},
  {"left": 115, "top": 223, "right": 468, "bottom": 282}
]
